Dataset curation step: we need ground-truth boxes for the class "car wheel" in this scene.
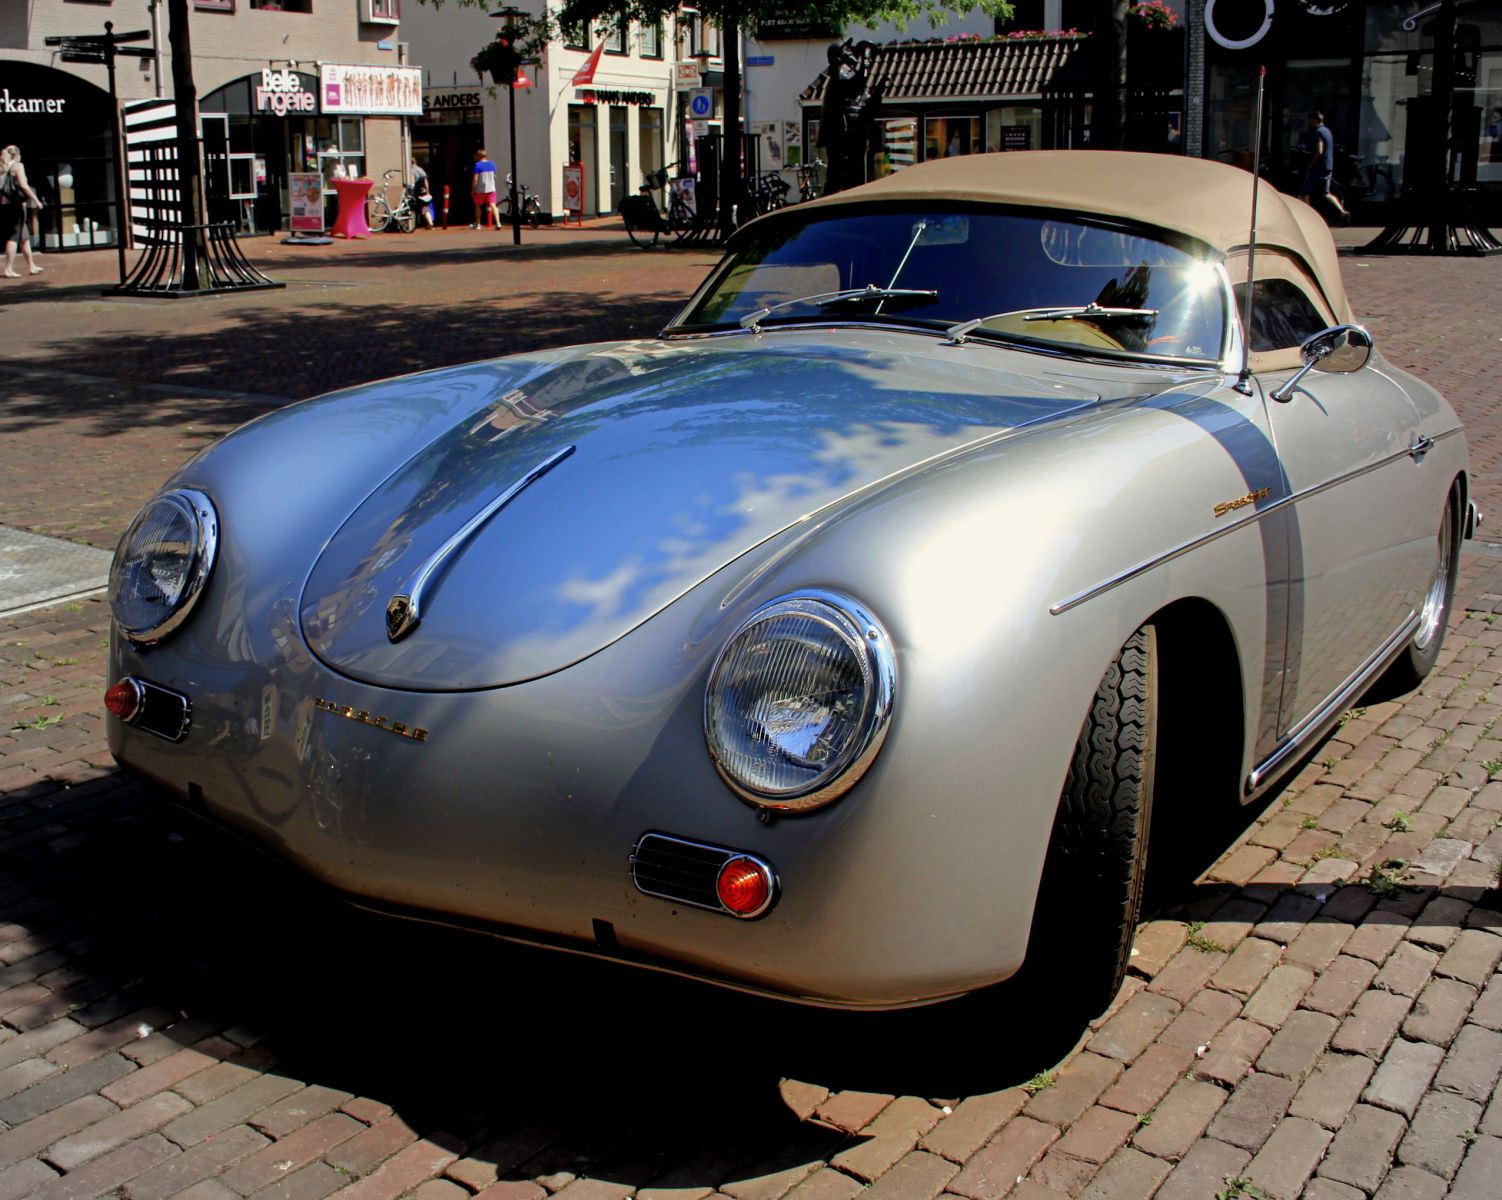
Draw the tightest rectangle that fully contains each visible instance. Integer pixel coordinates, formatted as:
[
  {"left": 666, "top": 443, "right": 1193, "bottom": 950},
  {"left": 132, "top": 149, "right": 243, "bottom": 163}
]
[
  {"left": 1383, "top": 494, "right": 1460, "bottom": 691},
  {"left": 1025, "top": 625, "right": 1158, "bottom": 1019}
]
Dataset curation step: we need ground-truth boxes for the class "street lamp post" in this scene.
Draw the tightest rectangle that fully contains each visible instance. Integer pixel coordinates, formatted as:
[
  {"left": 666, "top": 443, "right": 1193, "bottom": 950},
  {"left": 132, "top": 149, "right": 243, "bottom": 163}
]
[{"left": 492, "top": 6, "right": 526, "bottom": 247}]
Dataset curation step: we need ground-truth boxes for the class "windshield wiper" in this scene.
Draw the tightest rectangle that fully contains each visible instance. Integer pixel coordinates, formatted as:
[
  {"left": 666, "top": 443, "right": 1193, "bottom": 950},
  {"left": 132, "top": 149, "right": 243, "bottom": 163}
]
[
  {"left": 739, "top": 285, "right": 939, "bottom": 334},
  {"left": 945, "top": 303, "right": 1159, "bottom": 345}
]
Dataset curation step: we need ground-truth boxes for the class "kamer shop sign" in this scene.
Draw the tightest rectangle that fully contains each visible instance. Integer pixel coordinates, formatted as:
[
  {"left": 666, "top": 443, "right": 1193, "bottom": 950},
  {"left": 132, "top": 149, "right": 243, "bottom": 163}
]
[{"left": 1, "top": 90, "right": 66, "bottom": 114}]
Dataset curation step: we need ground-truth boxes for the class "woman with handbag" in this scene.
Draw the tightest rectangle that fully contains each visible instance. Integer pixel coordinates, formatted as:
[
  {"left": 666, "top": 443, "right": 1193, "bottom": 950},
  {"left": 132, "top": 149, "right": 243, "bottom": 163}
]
[{"left": 1, "top": 145, "right": 43, "bottom": 278}]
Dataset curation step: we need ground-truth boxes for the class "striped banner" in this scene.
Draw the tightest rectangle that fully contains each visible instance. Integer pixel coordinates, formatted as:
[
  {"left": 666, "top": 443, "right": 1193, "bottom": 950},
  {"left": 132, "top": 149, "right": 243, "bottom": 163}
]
[{"left": 123, "top": 99, "right": 180, "bottom": 243}]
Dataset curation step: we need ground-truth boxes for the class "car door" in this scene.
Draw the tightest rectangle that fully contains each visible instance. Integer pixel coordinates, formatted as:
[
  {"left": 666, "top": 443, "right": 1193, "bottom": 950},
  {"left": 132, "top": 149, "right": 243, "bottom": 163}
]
[{"left": 1240, "top": 252, "right": 1433, "bottom": 735}]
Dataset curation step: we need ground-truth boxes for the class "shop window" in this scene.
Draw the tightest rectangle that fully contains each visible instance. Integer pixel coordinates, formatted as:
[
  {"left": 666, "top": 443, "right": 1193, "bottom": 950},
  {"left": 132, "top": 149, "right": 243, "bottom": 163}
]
[
  {"left": 925, "top": 115, "right": 980, "bottom": 160},
  {"left": 871, "top": 116, "right": 917, "bottom": 176},
  {"left": 365, "top": 0, "right": 399, "bottom": 22},
  {"left": 195, "top": 0, "right": 236, "bottom": 11},
  {"left": 986, "top": 108, "right": 1041, "bottom": 152},
  {"left": 640, "top": 23, "right": 663, "bottom": 59},
  {"left": 249, "top": 0, "right": 312, "bottom": 11},
  {"left": 605, "top": 18, "right": 627, "bottom": 54}
]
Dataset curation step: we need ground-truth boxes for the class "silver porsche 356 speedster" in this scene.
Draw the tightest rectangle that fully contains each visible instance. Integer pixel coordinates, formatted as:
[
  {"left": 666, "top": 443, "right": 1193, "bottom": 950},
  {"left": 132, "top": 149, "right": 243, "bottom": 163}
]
[{"left": 108, "top": 152, "right": 1472, "bottom": 1015}]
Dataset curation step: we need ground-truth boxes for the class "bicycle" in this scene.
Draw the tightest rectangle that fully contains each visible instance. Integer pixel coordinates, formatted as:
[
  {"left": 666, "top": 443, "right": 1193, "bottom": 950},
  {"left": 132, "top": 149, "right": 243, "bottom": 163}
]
[
  {"left": 621, "top": 163, "right": 695, "bottom": 248},
  {"left": 749, "top": 171, "right": 791, "bottom": 215},
  {"left": 796, "top": 159, "right": 825, "bottom": 203},
  {"left": 1341, "top": 155, "right": 1396, "bottom": 207},
  {"left": 367, "top": 169, "right": 419, "bottom": 234},
  {"left": 497, "top": 174, "right": 544, "bottom": 227}
]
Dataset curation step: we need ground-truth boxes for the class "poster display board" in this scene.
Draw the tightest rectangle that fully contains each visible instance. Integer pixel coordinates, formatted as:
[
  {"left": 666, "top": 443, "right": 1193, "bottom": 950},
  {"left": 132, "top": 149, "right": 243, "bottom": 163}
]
[
  {"left": 289, "top": 172, "right": 324, "bottom": 233},
  {"left": 562, "top": 162, "right": 585, "bottom": 224},
  {"left": 319, "top": 64, "right": 423, "bottom": 116}
]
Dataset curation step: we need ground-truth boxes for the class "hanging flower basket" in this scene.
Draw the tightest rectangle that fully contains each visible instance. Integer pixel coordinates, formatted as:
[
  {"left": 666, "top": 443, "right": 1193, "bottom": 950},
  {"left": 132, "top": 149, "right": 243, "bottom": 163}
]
[
  {"left": 1131, "top": 1, "right": 1179, "bottom": 31},
  {"left": 471, "top": 39, "right": 521, "bottom": 84}
]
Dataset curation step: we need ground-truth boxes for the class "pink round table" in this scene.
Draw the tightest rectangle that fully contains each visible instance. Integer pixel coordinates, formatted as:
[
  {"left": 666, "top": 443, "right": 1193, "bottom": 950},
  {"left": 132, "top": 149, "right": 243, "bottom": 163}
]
[{"left": 331, "top": 177, "right": 373, "bottom": 239}]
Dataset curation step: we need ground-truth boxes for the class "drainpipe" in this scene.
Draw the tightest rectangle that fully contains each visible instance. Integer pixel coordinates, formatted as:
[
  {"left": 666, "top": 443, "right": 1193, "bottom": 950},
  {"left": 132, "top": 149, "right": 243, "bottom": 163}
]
[{"left": 149, "top": 0, "right": 164, "bottom": 98}]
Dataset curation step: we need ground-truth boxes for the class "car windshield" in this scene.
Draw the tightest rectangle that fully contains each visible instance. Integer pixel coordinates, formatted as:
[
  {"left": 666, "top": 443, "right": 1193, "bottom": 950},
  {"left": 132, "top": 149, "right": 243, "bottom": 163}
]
[{"left": 674, "top": 207, "right": 1227, "bottom": 363}]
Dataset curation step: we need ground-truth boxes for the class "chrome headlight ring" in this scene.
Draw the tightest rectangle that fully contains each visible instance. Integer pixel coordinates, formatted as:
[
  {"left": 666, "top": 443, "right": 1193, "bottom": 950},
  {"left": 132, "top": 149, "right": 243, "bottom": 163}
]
[
  {"left": 109, "top": 488, "right": 219, "bottom": 646},
  {"left": 704, "top": 590, "right": 896, "bottom": 814}
]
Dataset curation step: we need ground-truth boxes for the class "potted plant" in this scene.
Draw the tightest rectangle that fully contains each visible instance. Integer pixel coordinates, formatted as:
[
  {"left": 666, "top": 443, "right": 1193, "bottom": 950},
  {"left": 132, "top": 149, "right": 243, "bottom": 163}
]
[{"left": 471, "top": 37, "right": 523, "bottom": 84}]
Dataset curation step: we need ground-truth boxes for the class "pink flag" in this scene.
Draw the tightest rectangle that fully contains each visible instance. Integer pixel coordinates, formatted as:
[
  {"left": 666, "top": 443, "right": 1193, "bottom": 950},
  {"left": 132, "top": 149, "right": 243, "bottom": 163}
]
[{"left": 569, "top": 40, "right": 606, "bottom": 86}]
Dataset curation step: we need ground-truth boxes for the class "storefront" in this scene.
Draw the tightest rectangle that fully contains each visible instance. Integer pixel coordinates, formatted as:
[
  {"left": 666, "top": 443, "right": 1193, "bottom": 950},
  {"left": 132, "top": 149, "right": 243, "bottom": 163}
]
[
  {"left": 1201, "top": 0, "right": 1502, "bottom": 217},
  {"left": 799, "top": 35, "right": 1098, "bottom": 183},
  {"left": 199, "top": 63, "right": 416, "bottom": 234},
  {"left": 414, "top": 86, "right": 485, "bottom": 225},
  {"left": 0, "top": 61, "right": 120, "bottom": 252}
]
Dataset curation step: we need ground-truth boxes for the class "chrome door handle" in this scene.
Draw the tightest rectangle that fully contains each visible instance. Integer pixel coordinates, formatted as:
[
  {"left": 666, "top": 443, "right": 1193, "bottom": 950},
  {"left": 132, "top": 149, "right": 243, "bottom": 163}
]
[{"left": 1408, "top": 434, "right": 1435, "bottom": 459}]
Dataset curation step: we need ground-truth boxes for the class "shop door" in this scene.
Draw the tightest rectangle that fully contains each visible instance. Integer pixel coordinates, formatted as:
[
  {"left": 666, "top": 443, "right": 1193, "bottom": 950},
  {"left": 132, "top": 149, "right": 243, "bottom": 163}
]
[
  {"left": 568, "top": 106, "right": 598, "bottom": 216},
  {"left": 201, "top": 115, "right": 234, "bottom": 225},
  {"left": 609, "top": 109, "right": 628, "bottom": 212}
]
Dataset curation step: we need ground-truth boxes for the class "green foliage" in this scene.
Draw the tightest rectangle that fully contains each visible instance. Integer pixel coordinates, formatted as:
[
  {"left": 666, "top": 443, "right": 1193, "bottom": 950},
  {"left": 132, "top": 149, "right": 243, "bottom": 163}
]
[
  {"left": 1021, "top": 1070, "right": 1055, "bottom": 1094},
  {"left": 1184, "top": 921, "right": 1227, "bottom": 954}
]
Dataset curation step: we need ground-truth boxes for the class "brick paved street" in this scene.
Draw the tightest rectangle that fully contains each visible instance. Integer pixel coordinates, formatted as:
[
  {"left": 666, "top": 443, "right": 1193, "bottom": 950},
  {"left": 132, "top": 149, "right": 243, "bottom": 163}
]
[{"left": 1, "top": 223, "right": 1501, "bottom": 1200}]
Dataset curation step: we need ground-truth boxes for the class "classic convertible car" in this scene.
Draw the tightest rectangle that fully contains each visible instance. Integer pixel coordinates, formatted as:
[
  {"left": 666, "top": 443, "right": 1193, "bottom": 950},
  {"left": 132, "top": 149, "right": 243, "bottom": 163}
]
[{"left": 107, "top": 152, "right": 1471, "bottom": 1015}]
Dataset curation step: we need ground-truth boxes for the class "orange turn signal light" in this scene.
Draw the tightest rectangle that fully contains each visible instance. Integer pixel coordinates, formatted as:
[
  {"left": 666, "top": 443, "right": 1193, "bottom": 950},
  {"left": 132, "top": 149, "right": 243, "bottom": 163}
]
[{"left": 716, "top": 856, "right": 774, "bottom": 918}]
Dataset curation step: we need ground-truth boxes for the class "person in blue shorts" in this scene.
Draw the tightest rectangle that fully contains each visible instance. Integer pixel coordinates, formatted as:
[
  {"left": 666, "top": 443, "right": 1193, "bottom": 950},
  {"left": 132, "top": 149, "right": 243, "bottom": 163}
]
[{"left": 1299, "top": 111, "right": 1350, "bottom": 224}]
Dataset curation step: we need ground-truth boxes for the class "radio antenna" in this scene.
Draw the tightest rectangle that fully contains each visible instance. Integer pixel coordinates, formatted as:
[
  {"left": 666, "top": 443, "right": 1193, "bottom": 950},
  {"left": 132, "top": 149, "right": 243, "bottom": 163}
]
[{"left": 1236, "top": 65, "right": 1267, "bottom": 394}]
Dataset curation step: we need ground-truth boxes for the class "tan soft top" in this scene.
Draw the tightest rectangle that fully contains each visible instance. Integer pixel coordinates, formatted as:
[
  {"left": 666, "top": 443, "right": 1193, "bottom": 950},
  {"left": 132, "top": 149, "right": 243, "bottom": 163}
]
[{"left": 791, "top": 151, "right": 1352, "bottom": 324}]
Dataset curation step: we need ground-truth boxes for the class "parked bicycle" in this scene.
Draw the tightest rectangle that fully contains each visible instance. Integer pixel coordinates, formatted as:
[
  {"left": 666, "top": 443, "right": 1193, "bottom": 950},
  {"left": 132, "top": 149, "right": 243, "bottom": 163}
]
[
  {"left": 621, "top": 162, "right": 695, "bottom": 248},
  {"left": 749, "top": 170, "right": 791, "bottom": 215},
  {"left": 368, "top": 168, "right": 420, "bottom": 234},
  {"left": 1340, "top": 154, "right": 1396, "bottom": 207},
  {"left": 796, "top": 159, "right": 826, "bottom": 203},
  {"left": 497, "top": 174, "right": 544, "bottom": 227}
]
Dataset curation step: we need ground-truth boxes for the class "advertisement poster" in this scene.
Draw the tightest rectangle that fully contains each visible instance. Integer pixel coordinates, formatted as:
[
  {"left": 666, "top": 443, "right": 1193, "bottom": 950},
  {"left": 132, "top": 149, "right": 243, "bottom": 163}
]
[
  {"left": 562, "top": 162, "right": 585, "bottom": 221},
  {"left": 289, "top": 172, "right": 324, "bottom": 232},
  {"left": 784, "top": 120, "right": 803, "bottom": 168},
  {"left": 319, "top": 64, "right": 423, "bottom": 116}
]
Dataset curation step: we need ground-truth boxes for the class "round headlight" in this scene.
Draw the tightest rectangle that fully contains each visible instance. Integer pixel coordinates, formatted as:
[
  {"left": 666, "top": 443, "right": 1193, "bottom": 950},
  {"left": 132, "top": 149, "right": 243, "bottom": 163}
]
[
  {"left": 109, "top": 489, "right": 218, "bottom": 645},
  {"left": 705, "top": 592, "right": 895, "bottom": 812}
]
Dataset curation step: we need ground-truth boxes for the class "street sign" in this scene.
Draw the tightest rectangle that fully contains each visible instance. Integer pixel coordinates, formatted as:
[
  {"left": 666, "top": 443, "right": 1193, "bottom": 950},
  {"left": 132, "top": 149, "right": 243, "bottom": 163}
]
[
  {"left": 60, "top": 51, "right": 107, "bottom": 64},
  {"left": 746, "top": 56, "right": 775, "bottom": 67},
  {"left": 674, "top": 61, "right": 700, "bottom": 88},
  {"left": 688, "top": 88, "right": 713, "bottom": 120}
]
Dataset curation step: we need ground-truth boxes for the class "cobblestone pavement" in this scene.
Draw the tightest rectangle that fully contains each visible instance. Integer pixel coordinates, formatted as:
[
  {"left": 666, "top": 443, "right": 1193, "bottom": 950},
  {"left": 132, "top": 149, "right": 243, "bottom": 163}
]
[{"left": 0, "top": 225, "right": 1500, "bottom": 1200}]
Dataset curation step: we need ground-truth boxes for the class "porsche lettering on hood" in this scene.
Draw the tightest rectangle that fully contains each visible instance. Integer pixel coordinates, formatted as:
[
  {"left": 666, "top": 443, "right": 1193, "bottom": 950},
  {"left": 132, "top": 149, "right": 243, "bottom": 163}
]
[{"left": 298, "top": 334, "right": 1097, "bottom": 690}]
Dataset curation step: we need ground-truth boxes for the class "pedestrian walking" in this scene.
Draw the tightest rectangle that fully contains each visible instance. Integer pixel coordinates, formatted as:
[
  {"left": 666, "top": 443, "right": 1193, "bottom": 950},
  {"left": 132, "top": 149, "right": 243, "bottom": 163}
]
[
  {"left": 0, "top": 145, "right": 44, "bottom": 278},
  {"left": 1298, "top": 111, "right": 1350, "bottom": 224},
  {"left": 471, "top": 149, "right": 498, "bottom": 230},
  {"left": 411, "top": 159, "right": 435, "bottom": 228}
]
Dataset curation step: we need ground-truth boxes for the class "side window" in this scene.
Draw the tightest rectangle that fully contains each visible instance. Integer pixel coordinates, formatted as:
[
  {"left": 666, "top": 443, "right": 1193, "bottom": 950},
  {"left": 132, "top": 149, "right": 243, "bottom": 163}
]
[{"left": 1232, "top": 279, "right": 1329, "bottom": 352}]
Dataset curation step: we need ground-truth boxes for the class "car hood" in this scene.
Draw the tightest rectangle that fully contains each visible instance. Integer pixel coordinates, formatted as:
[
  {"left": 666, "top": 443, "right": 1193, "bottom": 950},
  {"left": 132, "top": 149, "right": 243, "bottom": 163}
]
[{"left": 299, "top": 331, "right": 1099, "bottom": 690}]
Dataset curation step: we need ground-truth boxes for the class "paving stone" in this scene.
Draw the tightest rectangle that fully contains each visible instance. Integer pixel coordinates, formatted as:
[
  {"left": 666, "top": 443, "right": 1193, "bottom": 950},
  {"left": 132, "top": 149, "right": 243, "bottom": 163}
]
[
  {"left": 1255, "top": 1010, "right": 1338, "bottom": 1081},
  {"left": 920, "top": 1091, "right": 1026, "bottom": 1164},
  {"left": 318, "top": 1133, "right": 463, "bottom": 1200},
  {"left": 1317, "top": 1103, "right": 1407, "bottom": 1193},
  {"left": 1344, "top": 913, "right": 1412, "bottom": 964},
  {"left": 830, "top": 1096, "right": 942, "bottom": 1183},
  {"left": 1194, "top": 1019, "right": 1272, "bottom": 1088},
  {"left": 1022, "top": 1054, "right": 1122, "bottom": 1127},
  {"left": 104, "top": 1123, "right": 270, "bottom": 1200},
  {"left": 1437, "top": 928, "right": 1502, "bottom": 986},
  {"left": 1432, "top": 1022, "right": 1502, "bottom": 1101},
  {"left": 857, "top": 1150, "right": 958, "bottom": 1200},
  {"left": 1206, "top": 1073, "right": 1297, "bottom": 1153},
  {"left": 811, "top": 1091, "right": 892, "bottom": 1133},
  {"left": 0, "top": 1094, "right": 116, "bottom": 1170},
  {"left": 1402, "top": 976, "right": 1479, "bottom": 1044},
  {"left": 1130, "top": 1079, "right": 1226, "bottom": 1160},
  {"left": 1303, "top": 955, "right": 1379, "bottom": 1018},
  {"left": 26, "top": 1132, "right": 177, "bottom": 1200},
  {"left": 1243, "top": 1116, "right": 1332, "bottom": 1200},
  {"left": 1243, "top": 964, "right": 1314, "bottom": 1029},
  {"left": 0, "top": 1159, "right": 60, "bottom": 1200},
  {"left": 44, "top": 1090, "right": 193, "bottom": 1170},
  {"left": 1074, "top": 1147, "right": 1170, "bottom": 1200},
  {"left": 1373, "top": 941, "right": 1440, "bottom": 997},
  {"left": 1331, "top": 989, "right": 1412, "bottom": 1058},
  {"left": 1289, "top": 1053, "right": 1377, "bottom": 1129},
  {"left": 1408, "top": 838, "right": 1473, "bottom": 877},
  {"left": 1396, "top": 1091, "right": 1483, "bottom": 1179},
  {"left": 1157, "top": 989, "right": 1241, "bottom": 1053},
  {"left": 947, "top": 1116, "right": 1058, "bottom": 1200},
  {"left": 1049, "top": 1107, "right": 1139, "bottom": 1167},
  {"left": 1098, "top": 1043, "right": 1196, "bottom": 1117},
  {"left": 1406, "top": 896, "right": 1472, "bottom": 949},
  {"left": 1152, "top": 1138, "right": 1250, "bottom": 1200},
  {"left": 219, "top": 1111, "right": 366, "bottom": 1194},
  {"left": 247, "top": 1083, "right": 355, "bottom": 1139},
  {"left": 1148, "top": 947, "right": 1228, "bottom": 1005},
  {"left": 1283, "top": 920, "right": 1355, "bottom": 972},
  {"left": 1363, "top": 1037, "right": 1446, "bottom": 1118},
  {"left": 1302, "top": 1176, "right": 1367, "bottom": 1200},
  {"left": 1252, "top": 893, "right": 1324, "bottom": 946},
  {"left": 0, "top": 1052, "right": 130, "bottom": 1127},
  {"left": 1128, "top": 921, "right": 1187, "bottom": 979},
  {"left": 1447, "top": 1134, "right": 1502, "bottom": 1200},
  {"left": 1087, "top": 992, "right": 1181, "bottom": 1064},
  {"left": 1473, "top": 971, "right": 1502, "bottom": 1031},
  {"left": 1372, "top": 1165, "right": 1448, "bottom": 1200},
  {"left": 161, "top": 1072, "right": 303, "bottom": 1148}
]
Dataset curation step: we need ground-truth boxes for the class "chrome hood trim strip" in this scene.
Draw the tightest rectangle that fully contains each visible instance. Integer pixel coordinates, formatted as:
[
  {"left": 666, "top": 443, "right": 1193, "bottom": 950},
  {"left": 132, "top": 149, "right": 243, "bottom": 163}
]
[{"left": 385, "top": 445, "right": 576, "bottom": 642}]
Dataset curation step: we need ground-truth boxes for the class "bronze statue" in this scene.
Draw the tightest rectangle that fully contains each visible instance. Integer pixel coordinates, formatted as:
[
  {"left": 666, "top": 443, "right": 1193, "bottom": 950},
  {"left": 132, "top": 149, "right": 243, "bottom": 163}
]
[{"left": 818, "top": 40, "right": 887, "bottom": 195}]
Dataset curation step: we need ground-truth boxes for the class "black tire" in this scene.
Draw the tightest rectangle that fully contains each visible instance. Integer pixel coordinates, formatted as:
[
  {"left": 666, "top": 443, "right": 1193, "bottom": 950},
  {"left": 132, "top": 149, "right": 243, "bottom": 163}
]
[
  {"left": 668, "top": 198, "right": 694, "bottom": 241},
  {"left": 524, "top": 198, "right": 542, "bottom": 228},
  {"left": 367, "top": 198, "right": 393, "bottom": 234},
  {"left": 1382, "top": 494, "right": 1460, "bottom": 692},
  {"left": 625, "top": 211, "right": 660, "bottom": 248},
  {"left": 395, "top": 208, "right": 417, "bottom": 234},
  {"left": 1026, "top": 625, "right": 1158, "bottom": 1019}
]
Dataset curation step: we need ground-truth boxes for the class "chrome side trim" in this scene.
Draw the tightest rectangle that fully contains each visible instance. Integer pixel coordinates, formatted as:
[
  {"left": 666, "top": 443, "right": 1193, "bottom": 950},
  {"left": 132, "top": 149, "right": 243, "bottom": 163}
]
[
  {"left": 1245, "top": 613, "right": 1420, "bottom": 796},
  {"left": 1050, "top": 427, "right": 1463, "bottom": 616},
  {"left": 385, "top": 444, "right": 575, "bottom": 642}
]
